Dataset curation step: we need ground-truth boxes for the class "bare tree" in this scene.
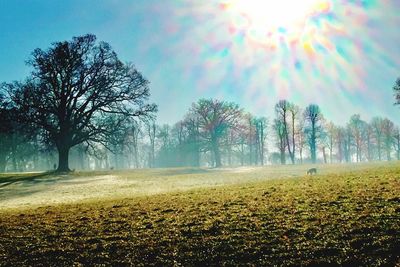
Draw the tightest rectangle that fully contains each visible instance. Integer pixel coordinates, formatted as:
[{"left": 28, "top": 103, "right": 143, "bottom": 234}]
[
  {"left": 371, "top": 117, "right": 384, "bottom": 161},
  {"left": 145, "top": 120, "right": 157, "bottom": 168},
  {"left": 273, "top": 118, "right": 286, "bottom": 165},
  {"left": 364, "top": 123, "right": 374, "bottom": 161},
  {"left": 182, "top": 116, "right": 201, "bottom": 167},
  {"left": 324, "top": 121, "right": 337, "bottom": 163},
  {"left": 275, "top": 100, "right": 295, "bottom": 164},
  {"left": 190, "top": 99, "right": 242, "bottom": 167},
  {"left": 304, "top": 104, "right": 323, "bottom": 164},
  {"left": 188, "top": 99, "right": 242, "bottom": 167},
  {"left": 0, "top": 94, "right": 13, "bottom": 171},
  {"left": 348, "top": 114, "right": 366, "bottom": 162},
  {"left": 393, "top": 126, "right": 400, "bottom": 160},
  {"left": 382, "top": 118, "right": 394, "bottom": 161},
  {"left": 5, "top": 34, "right": 156, "bottom": 172},
  {"left": 254, "top": 117, "right": 268, "bottom": 166},
  {"left": 289, "top": 104, "right": 299, "bottom": 164},
  {"left": 296, "top": 116, "right": 306, "bottom": 163}
]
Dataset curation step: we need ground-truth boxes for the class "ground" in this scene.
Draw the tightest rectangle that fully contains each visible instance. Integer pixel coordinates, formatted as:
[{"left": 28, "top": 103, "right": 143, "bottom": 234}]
[{"left": 0, "top": 162, "right": 399, "bottom": 266}]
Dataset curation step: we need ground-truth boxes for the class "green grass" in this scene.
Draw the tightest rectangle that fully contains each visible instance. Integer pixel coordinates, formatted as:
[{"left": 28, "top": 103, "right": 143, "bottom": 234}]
[{"left": 0, "top": 163, "right": 399, "bottom": 266}]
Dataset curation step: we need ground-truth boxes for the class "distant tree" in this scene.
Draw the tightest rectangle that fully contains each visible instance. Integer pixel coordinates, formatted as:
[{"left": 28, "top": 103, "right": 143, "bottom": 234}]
[
  {"left": 304, "top": 104, "right": 323, "bottom": 164},
  {"left": 244, "top": 113, "right": 256, "bottom": 165},
  {"left": 371, "top": 117, "right": 384, "bottom": 161},
  {"left": 182, "top": 116, "right": 201, "bottom": 167},
  {"left": 364, "top": 123, "right": 374, "bottom": 161},
  {"left": 336, "top": 126, "right": 346, "bottom": 163},
  {"left": 145, "top": 120, "right": 157, "bottom": 168},
  {"left": 348, "top": 114, "right": 367, "bottom": 162},
  {"left": 289, "top": 104, "right": 300, "bottom": 164},
  {"left": 273, "top": 118, "right": 286, "bottom": 165},
  {"left": 275, "top": 100, "right": 295, "bottom": 164},
  {"left": 254, "top": 117, "right": 268, "bottom": 166},
  {"left": 127, "top": 121, "right": 142, "bottom": 168},
  {"left": 189, "top": 99, "right": 242, "bottom": 167},
  {"left": 0, "top": 90, "right": 35, "bottom": 172},
  {"left": 393, "top": 126, "right": 400, "bottom": 160},
  {"left": 324, "top": 121, "right": 337, "bottom": 163},
  {"left": 0, "top": 92, "right": 13, "bottom": 171},
  {"left": 296, "top": 115, "right": 306, "bottom": 163},
  {"left": 382, "top": 118, "right": 394, "bottom": 161},
  {"left": 5, "top": 34, "right": 156, "bottom": 172}
]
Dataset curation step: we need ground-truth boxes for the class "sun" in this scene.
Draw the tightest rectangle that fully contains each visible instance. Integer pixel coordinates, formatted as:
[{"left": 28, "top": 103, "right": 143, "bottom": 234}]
[
  {"left": 230, "top": 0, "right": 316, "bottom": 27},
  {"left": 221, "top": 0, "right": 331, "bottom": 45}
]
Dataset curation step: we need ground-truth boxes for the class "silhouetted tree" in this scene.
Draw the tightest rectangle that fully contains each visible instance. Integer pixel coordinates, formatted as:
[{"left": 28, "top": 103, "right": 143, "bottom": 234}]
[
  {"left": 0, "top": 90, "right": 35, "bottom": 172},
  {"left": 5, "top": 34, "right": 156, "bottom": 172},
  {"left": 0, "top": 92, "right": 13, "bottom": 171}
]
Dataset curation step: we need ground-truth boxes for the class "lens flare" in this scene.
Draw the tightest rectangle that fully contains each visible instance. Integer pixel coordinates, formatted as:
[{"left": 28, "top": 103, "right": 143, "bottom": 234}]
[
  {"left": 221, "top": 0, "right": 332, "bottom": 48},
  {"left": 136, "top": 0, "right": 400, "bottom": 124},
  {"left": 224, "top": 0, "right": 327, "bottom": 27}
]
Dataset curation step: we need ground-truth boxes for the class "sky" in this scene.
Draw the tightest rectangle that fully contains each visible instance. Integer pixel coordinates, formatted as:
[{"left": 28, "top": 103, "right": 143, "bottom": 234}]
[{"left": 0, "top": 0, "right": 399, "bottom": 126}]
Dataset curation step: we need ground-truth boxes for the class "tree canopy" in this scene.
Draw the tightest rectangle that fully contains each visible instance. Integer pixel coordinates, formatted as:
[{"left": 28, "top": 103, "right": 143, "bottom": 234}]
[{"left": 4, "top": 34, "right": 157, "bottom": 172}]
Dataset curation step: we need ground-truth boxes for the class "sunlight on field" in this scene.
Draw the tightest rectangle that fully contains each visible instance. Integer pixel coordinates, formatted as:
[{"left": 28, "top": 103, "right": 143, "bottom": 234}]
[
  {"left": 0, "top": 162, "right": 399, "bottom": 266},
  {"left": 0, "top": 162, "right": 397, "bottom": 210}
]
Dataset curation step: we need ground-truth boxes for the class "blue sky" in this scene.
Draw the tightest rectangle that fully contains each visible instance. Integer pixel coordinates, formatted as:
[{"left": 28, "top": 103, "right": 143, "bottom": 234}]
[{"left": 0, "top": 0, "right": 399, "bottom": 125}]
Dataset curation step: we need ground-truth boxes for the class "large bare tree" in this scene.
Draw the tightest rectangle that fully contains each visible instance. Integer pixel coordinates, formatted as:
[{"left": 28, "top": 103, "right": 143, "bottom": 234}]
[
  {"left": 189, "top": 99, "right": 242, "bottom": 167},
  {"left": 5, "top": 34, "right": 156, "bottom": 172}
]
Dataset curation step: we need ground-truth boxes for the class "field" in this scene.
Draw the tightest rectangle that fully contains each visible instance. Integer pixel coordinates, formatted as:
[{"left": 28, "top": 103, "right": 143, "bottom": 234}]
[{"left": 0, "top": 162, "right": 399, "bottom": 266}]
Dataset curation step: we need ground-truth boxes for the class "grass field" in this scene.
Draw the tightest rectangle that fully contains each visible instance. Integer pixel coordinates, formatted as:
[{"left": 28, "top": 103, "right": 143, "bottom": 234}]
[{"left": 0, "top": 162, "right": 399, "bottom": 266}]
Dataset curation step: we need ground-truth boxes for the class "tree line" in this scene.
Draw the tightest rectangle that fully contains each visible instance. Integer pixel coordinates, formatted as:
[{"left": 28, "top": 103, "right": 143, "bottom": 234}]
[{"left": 0, "top": 34, "right": 399, "bottom": 172}]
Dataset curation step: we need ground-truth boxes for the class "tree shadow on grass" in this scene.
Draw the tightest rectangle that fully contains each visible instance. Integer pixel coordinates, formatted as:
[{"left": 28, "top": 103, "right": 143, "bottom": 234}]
[
  {"left": 0, "top": 172, "right": 80, "bottom": 204},
  {"left": 0, "top": 172, "right": 58, "bottom": 188}
]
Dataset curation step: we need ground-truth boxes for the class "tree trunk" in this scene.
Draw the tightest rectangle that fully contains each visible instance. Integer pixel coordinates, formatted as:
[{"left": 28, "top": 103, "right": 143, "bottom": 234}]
[
  {"left": 322, "top": 147, "right": 327, "bottom": 164},
  {"left": 291, "top": 117, "right": 296, "bottom": 165},
  {"left": 397, "top": 138, "right": 400, "bottom": 160},
  {"left": 311, "top": 124, "right": 317, "bottom": 164},
  {"left": 0, "top": 155, "right": 6, "bottom": 172},
  {"left": 57, "top": 145, "right": 71, "bottom": 172},
  {"left": 378, "top": 142, "right": 382, "bottom": 161},
  {"left": 240, "top": 142, "right": 244, "bottom": 166},
  {"left": 280, "top": 148, "right": 286, "bottom": 165},
  {"left": 299, "top": 147, "right": 303, "bottom": 164},
  {"left": 212, "top": 137, "right": 222, "bottom": 168},
  {"left": 260, "top": 126, "right": 265, "bottom": 166}
]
